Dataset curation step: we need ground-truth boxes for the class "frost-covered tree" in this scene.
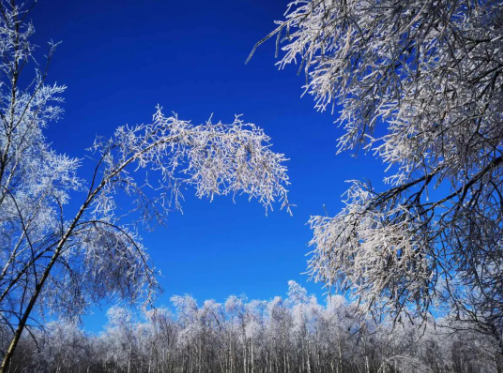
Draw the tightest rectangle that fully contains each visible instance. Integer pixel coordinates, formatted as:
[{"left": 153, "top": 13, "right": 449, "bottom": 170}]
[
  {"left": 0, "top": 1, "right": 290, "bottom": 370},
  {"left": 252, "top": 0, "right": 503, "bottom": 350},
  {"left": 37, "top": 320, "right": 92, "bottom": 373}
]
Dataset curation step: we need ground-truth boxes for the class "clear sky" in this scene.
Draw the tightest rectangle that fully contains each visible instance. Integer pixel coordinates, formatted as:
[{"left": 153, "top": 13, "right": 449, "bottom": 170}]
[{"left": 29, "top": 0, "right": 387, "bottom": 332}]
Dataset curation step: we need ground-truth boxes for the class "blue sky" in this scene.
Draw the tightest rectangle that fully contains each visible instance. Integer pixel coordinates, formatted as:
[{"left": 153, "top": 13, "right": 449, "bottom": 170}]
[{"left": 29, "top": 0, "right": 387, "bottom": 331}]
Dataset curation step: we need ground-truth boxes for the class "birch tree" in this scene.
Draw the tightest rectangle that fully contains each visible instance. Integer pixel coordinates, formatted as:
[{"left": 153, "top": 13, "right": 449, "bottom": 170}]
[
  {"left": 251, "top": 0, "right": 503, "bottom": 351},
  {"left": 0, "top": 1, "right": 291, "bottom": 370}
]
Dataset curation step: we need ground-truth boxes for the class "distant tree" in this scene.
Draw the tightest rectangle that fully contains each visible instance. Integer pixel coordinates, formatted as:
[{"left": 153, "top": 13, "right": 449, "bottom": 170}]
[
  {"left": 252, "top": 0, "right": 503, "bottom": 352},
  {"left": 0, "top": 1, "right": 291, "bottom": 370},
  {"left": 37, "top": 320, "right": 92, "bottom": 373}
]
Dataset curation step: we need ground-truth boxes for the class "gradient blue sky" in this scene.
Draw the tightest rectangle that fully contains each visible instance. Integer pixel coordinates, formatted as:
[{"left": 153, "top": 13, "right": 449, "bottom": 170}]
[{"left": 29, "top": 0, "right": 387, "bottom": 331}]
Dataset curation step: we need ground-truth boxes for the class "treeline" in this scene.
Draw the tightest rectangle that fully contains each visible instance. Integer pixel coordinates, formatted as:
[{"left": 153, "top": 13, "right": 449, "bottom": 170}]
[{"left": 5, "top": 282, "right": 502, "bottom": 373}]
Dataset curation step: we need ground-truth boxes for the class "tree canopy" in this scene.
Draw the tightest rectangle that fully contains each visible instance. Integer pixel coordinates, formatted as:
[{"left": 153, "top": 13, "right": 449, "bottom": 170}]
[{"left": 254, "top": 0, "right": 503, "bottom": 350}]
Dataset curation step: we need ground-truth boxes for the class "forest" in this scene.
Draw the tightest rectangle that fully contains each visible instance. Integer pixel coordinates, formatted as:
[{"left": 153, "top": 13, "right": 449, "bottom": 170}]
[
  {"left": 6, "top": 282, "right": 502, "bottom": 373},
  {"left": 0, "top": 0, "right": 502, "bottom": 371}
]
